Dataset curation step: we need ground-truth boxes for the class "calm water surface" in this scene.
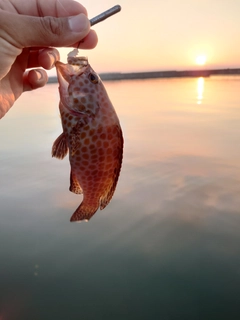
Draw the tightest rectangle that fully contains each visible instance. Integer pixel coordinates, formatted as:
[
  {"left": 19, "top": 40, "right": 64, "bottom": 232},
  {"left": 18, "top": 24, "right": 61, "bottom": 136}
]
[{"left": 1, "top": 77, "right": 240, "bottom": 319}]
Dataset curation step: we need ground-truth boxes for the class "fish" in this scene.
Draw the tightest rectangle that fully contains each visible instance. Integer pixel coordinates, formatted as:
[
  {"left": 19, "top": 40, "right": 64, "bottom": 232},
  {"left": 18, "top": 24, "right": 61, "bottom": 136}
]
[{"left": 52, "top": 54, "right": 123, "bottom": 222}]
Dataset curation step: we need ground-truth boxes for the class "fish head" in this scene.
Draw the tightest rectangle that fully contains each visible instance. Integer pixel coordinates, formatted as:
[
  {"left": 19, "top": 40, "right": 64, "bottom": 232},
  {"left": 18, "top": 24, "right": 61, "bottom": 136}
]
[{"left": 55, "top": 56, "right": 104, "bottom": 117}]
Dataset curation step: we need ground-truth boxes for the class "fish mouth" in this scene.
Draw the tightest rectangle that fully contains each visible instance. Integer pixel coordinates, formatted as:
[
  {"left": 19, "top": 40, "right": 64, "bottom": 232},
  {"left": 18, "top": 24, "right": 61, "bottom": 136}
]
[
  {"left": 67, "top": 56, "right": 88, "bottom": 67},
  {"left": 55, "top": 59, "right": 88, "bottom": 83},
  {"left": 55, "top": 59, "right": 90, "bottom": 117},
  {"left": 67, "top": 57, "right": 89, "bottom": 77}
]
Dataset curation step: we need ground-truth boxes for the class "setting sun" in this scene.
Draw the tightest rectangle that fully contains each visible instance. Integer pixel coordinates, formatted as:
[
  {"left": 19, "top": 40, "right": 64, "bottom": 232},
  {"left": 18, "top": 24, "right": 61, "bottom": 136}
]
[{"left": 196, "top": 55, "right": 207, "bottom": 65}]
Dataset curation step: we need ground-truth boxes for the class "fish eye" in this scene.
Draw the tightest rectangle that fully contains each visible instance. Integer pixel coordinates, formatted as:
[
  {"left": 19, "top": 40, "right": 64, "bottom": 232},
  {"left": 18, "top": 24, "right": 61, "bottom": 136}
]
[{"left": 88, "top": 73, "right": 99, "bottom": 84}]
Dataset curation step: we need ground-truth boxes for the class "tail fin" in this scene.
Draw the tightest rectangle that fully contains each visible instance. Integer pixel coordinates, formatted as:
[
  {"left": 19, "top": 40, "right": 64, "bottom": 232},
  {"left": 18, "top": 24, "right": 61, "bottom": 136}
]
[{"left": 70, "top": 201, "right": 99, "bottom": 222}]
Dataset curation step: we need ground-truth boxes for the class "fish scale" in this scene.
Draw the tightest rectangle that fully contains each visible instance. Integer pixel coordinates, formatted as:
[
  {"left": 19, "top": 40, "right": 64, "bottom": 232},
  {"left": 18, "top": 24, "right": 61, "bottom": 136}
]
[{"left": 52, "top": 56, "right": 123, "bottom": 222}]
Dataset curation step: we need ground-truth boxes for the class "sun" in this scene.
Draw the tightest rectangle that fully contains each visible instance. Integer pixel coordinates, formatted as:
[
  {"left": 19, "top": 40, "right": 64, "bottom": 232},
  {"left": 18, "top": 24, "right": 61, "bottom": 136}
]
[{"left": 195, "top": 55, "right": 207, "bottom": 66}]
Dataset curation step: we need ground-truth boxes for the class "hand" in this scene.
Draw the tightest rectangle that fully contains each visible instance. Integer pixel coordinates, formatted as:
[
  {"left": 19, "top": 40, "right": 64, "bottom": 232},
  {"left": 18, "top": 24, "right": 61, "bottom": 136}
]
[{"left": 0, "top": 0, "right": 98, "bottom": 119}]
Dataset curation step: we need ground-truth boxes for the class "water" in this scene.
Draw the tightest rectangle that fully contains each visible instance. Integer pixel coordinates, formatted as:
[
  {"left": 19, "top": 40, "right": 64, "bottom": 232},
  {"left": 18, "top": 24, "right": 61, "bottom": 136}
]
[{"left": 1, "top": 77, "right": 240, "bottom": 319}]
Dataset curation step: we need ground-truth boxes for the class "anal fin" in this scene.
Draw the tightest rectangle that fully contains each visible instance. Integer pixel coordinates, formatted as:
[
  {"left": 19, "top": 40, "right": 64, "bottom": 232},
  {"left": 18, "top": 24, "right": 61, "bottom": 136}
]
[{"left": 69, "top": 170, "right": 83, "bottom": 194}]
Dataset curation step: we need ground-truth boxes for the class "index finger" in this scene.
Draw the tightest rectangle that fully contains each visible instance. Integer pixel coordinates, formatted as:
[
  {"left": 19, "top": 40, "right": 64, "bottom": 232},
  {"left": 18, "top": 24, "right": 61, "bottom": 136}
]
[{"left": 2, "top": 0, "right": 87, "bottom": 17}]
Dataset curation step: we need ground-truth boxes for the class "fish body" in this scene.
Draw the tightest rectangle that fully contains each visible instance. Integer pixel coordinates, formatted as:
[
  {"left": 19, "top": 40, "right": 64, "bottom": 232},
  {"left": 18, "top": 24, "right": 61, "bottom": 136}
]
[{"left": 53, "top": 56, "right": 123, "bottom": 222}]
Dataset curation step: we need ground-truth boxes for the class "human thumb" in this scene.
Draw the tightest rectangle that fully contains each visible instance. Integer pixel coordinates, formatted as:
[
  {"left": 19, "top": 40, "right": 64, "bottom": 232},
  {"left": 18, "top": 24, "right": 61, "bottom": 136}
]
[{"left": 0, "top": 10, "right": 90, "bottom": 49}]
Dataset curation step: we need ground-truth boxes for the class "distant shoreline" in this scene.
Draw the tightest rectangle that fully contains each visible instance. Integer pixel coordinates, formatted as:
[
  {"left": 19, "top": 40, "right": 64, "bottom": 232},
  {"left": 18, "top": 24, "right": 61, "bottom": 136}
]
[{"left": 48, "top": 68, "right": 240, "bottom": 83}]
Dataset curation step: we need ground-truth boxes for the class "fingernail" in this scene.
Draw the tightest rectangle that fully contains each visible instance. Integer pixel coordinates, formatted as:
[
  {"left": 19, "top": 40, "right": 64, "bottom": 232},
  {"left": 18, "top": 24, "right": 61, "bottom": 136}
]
[
  {"left": 69, "top": 14, "right": 90, "bottom": 33},
  {"left": 47, "top": 52, "right": 57, "bottom": 68},
  {"left": 35, "top": 70, "right": 43, "bottom": 80}
]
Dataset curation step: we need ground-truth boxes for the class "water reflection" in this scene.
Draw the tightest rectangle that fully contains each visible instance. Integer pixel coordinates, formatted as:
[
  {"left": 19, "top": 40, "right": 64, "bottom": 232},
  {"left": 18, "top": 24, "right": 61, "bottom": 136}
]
[
  {"left": 1, "top": 78, "right": 240, "bottom": 319},
  {"left": 197, "top": 77, "right": 204, "bottom": 104}
]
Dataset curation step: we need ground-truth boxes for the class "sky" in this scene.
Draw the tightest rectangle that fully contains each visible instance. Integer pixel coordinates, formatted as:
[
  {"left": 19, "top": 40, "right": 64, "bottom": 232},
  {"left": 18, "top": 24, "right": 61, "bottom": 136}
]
[{"left": 56, "top": 0, "right": 240, "bottom": 73}]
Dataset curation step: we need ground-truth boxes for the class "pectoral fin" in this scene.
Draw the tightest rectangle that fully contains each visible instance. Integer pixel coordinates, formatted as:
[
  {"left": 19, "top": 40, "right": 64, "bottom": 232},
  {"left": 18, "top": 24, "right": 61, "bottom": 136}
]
[{"left": 52, "top": 132, "right": 68, "bottom": 159}]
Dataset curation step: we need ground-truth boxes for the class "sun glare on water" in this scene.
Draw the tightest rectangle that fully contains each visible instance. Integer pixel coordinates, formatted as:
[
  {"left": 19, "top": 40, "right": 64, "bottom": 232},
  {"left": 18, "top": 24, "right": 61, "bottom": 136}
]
[{"left": 196, "top": 55, "right": 207, "bottom": 66}]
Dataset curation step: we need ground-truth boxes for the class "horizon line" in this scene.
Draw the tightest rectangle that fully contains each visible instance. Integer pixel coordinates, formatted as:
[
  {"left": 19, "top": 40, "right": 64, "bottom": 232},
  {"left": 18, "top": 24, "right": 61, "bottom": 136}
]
[{"left": 48, "top": 67, "right": 240, "bottom": 83}]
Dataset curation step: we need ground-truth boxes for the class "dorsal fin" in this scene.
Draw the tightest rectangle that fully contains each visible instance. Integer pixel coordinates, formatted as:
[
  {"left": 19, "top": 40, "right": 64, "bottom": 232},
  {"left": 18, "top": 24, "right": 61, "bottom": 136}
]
[{"left": 100, "top": 125, "right": 124, "bottom": 209}]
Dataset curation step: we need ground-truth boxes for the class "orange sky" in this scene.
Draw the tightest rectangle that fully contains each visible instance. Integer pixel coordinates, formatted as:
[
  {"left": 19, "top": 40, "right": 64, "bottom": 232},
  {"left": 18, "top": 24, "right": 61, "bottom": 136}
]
[{"left": 53, "top": 0, "right": 240, "bottom": 74}]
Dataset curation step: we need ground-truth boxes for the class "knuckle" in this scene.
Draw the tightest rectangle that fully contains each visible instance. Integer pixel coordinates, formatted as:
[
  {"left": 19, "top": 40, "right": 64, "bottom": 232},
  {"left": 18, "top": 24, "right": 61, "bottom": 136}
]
[{"left": 41, "top": 16, "right": 64, "bottom": 37}]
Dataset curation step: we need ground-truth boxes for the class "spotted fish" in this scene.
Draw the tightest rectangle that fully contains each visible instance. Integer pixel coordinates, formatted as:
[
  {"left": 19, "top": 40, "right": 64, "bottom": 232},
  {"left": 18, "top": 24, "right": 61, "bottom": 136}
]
[{"left": 52, "top": 55, "right": 123, "bottom": 222}]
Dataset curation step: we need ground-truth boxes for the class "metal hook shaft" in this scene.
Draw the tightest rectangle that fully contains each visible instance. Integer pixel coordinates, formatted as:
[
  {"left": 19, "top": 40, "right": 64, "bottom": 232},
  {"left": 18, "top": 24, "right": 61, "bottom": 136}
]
[
  {"left": 77, "top": 5, "right": 121, "bottom": 49},
  {"left": 89, "top": 5, "right": 121, "bottom": 26}
]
